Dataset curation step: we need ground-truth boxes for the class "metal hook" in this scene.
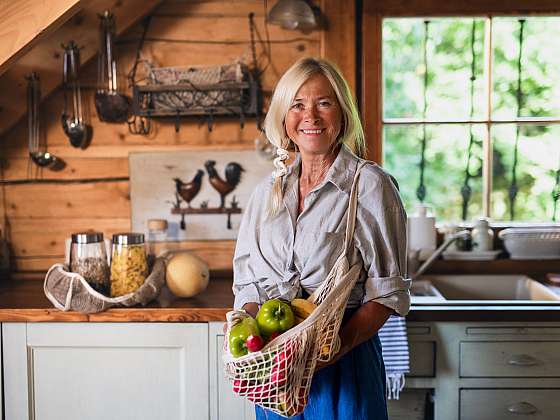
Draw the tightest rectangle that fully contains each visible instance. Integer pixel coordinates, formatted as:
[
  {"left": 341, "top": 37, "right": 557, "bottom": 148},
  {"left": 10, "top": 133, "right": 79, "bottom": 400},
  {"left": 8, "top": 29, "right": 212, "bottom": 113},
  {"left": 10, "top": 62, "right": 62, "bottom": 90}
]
[{"left": 175, "top": 109, "right": 181, "bottom": 133}]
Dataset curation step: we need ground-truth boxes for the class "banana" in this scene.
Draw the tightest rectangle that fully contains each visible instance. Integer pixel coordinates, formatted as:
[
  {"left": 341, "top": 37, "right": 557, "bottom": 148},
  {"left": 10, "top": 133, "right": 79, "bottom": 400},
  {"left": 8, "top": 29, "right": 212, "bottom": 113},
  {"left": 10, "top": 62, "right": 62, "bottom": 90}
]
[{"left": 290, "top": 298, "right": 317, "bottom": 319}]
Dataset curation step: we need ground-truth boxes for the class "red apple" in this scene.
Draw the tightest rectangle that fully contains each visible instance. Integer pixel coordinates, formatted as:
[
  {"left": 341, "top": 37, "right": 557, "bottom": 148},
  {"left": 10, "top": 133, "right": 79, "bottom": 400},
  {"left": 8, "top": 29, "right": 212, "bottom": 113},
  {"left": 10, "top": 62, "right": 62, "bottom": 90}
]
[
  {"left": 233, "top": 379, "right": 248, "bottom": 394},
  {"left": 269, "top": 331, "right": 281, "bottom": 341},
  {"left": 247, "top": 383, "right": 273, "bottom": 402},
  {"left": 246, "top": 335, "right": 264, "bottom": 352}
]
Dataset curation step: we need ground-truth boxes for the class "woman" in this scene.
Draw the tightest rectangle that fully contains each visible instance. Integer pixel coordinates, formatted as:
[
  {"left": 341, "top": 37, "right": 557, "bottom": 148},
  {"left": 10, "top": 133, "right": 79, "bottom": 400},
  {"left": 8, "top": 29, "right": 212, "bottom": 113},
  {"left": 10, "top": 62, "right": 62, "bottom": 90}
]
[{"left": 232, "top": 57, "right": 410, "bottom": 419}]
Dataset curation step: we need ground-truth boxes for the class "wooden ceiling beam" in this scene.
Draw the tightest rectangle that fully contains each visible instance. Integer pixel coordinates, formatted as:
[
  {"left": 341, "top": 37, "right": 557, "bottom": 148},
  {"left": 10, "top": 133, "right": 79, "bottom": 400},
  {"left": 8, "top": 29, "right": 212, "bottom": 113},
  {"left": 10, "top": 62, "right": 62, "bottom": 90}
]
[
  {"left": 0, "top": 0, "right": 162, "bottom": 139},
  {"left": 0, "top": 0, "right": 83, "bottom": 77}
]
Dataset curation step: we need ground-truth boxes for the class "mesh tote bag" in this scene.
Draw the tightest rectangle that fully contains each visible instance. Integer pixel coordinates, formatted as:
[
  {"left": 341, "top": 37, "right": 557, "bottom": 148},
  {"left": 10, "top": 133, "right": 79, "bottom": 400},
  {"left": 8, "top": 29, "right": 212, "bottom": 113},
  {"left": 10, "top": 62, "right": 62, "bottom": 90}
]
[{"left": 223, "top": 162, "right": 367, "bottom": 417}]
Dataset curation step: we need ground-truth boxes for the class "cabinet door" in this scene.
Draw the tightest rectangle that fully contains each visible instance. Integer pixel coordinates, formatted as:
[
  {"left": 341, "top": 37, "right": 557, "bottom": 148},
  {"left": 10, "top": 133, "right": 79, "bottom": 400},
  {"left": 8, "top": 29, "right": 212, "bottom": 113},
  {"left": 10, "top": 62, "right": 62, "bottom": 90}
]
[
  {"left": 209, "top": 322, "right": 255, "bottom": 420},
  {"left": 3, "top": 322, "right": 209, "bottom": 420},
  {"left": 460, "top": 389, "right": 560, "bottom": 420}
]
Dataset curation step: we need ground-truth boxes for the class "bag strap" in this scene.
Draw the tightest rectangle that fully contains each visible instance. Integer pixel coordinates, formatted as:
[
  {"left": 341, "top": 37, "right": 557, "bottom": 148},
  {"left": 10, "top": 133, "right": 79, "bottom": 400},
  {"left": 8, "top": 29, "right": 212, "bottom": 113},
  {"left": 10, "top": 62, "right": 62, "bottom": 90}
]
[
  {"left": 306, "top": 161, "right": 367, "bottom": 303},
  {"left": 342, "top": 161, "right": 367, "bottom": 259}
]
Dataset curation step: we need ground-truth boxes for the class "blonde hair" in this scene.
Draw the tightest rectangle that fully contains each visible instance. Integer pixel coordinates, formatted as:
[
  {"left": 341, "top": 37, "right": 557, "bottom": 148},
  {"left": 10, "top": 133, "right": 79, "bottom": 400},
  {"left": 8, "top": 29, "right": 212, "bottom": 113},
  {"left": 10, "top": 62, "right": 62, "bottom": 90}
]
[{"left": 264, "top": 57, "right": 366, "bottom": 217}]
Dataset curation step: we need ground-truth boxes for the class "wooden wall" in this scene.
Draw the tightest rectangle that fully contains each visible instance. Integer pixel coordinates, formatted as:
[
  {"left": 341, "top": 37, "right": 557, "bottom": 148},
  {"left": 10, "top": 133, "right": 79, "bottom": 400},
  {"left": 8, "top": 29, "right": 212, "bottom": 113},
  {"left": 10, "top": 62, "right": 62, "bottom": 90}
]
[{"left": 0, "top": 0, "right": 355, "bottom": 274}]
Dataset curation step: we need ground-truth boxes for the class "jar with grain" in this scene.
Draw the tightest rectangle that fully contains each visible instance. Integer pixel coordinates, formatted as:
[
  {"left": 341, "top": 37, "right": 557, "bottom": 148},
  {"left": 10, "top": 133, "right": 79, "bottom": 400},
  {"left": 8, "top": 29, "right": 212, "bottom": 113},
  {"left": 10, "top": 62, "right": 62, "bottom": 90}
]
[
  {"left": 110, "top": 233, "right": 148, "bottom": 297},
  {"left": 70, "top": 232, "right": 110, "bottom": 296}
]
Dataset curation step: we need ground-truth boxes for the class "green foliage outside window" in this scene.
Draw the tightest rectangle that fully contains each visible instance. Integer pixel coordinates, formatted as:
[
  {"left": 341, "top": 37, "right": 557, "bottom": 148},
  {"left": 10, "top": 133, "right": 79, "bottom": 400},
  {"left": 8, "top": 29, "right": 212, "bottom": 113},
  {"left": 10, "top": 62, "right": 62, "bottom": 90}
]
[{"left": 382, "top": 17, "right": 560, "bottom": 222}]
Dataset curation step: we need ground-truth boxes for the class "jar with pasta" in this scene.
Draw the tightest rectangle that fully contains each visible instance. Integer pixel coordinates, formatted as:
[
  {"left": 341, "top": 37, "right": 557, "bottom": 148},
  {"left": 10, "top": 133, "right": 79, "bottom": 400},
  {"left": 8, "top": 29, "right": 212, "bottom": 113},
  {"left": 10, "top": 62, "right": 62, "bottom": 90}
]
[{"left": 110, "top": 233, "right": 148, "bottom": 297}]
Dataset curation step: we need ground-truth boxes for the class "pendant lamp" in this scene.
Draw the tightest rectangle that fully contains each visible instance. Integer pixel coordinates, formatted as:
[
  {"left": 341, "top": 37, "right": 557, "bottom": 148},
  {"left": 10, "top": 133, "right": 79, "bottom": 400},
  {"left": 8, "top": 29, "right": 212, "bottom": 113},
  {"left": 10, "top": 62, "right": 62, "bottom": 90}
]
[{"left": 267, "top": 0, "right": 317, "bottom": 30}]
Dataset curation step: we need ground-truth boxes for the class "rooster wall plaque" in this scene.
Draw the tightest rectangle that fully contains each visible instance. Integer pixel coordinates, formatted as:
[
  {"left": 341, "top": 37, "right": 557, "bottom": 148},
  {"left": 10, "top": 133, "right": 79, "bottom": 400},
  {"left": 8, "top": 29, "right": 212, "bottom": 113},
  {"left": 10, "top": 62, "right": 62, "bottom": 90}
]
[
  {"left": 129, "top": 151, "right": 273, "bottom": 241},
  {"left": 171, "top": 161, "right": 244, "bottom": 230}
]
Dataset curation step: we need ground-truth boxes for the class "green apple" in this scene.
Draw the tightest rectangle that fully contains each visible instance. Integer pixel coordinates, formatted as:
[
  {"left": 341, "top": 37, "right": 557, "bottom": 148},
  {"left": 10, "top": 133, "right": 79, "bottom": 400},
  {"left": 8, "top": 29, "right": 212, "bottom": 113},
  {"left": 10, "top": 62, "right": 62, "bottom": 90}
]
[
  {"left": 229, "top": 317, "right": 261, "bottom": 357},
  {"left": 256, "top": 299, "right": 295, "bottom": 338}
]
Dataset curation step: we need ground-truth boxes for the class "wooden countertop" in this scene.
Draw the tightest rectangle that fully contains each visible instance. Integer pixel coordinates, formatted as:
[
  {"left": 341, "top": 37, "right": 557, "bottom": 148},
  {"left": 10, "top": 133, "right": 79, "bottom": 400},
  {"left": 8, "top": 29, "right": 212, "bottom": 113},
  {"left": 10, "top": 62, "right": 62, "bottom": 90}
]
[{"left": 2, "top": 276, "right": 560, "bottom": 322}]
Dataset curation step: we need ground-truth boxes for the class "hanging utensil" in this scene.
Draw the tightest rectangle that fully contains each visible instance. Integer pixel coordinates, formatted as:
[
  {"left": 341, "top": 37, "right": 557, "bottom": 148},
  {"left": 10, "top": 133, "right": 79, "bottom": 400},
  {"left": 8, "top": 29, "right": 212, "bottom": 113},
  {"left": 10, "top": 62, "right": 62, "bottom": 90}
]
[
  {"left": 61, "top": 41, "right": 90, "bottom": 148},
  {"left": 27, "top": 73, "right": 59, "bottom": 168},
  {"left": 95, "top": 11, "right": 130, "bottom": 123}
]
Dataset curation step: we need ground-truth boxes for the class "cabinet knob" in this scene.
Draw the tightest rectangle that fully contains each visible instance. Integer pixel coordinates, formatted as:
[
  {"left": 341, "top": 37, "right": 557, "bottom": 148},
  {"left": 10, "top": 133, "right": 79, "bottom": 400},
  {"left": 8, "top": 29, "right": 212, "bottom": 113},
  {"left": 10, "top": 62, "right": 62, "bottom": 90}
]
[
  {"left": 507, "top": 354, "right": 539, "bottom": 366},
  {"left": 506, "top": 401, "right": 537, "bottom": 415}
]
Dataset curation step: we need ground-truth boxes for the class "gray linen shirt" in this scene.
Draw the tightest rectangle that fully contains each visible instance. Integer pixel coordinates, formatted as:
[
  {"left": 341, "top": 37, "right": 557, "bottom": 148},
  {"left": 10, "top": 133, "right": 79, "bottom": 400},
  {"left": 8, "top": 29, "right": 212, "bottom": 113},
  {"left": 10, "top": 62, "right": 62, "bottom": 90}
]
[{"left": 232, "top": 145, "right": 411, "bottom": 316}]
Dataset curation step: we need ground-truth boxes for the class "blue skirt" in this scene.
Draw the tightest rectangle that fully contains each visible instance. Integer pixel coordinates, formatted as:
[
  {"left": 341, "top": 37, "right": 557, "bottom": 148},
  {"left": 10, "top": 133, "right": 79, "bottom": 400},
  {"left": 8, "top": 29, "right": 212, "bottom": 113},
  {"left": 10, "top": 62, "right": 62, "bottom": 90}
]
[{"left": 255, "top": 329, "right": 388, "bottom": 419}]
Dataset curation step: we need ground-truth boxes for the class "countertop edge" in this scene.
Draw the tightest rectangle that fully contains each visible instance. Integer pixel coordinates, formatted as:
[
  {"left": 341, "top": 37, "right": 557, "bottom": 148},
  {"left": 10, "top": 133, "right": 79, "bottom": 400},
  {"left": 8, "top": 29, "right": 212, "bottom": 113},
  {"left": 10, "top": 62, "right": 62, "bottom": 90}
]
[{"left": 2, "top": 306, "right": 560, "bottom": 322}]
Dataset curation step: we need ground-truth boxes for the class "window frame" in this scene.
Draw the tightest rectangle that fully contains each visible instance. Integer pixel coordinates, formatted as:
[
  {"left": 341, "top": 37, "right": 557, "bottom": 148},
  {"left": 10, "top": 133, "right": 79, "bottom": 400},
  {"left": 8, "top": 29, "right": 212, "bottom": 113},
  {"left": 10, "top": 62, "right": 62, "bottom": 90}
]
[{"left": 361, "top": 0, "right": 560, "bottom": 220}]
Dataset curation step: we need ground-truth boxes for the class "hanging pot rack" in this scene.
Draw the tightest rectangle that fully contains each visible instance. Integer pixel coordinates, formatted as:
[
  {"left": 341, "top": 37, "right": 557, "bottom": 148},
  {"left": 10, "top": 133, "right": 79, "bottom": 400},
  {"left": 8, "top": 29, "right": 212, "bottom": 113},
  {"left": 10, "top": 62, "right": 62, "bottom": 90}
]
[{"left": 129, "top": 13, "right": 262, "bottom": 134}]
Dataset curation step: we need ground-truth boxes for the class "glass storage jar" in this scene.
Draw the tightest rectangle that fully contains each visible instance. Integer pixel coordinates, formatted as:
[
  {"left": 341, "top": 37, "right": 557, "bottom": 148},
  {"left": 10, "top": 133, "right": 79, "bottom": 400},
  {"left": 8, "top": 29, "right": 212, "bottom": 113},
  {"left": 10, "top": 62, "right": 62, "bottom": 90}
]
[
  {"left": 110, "top": 233, "right": 148, "bottom": 297},
  {"left": 69, "top": 232, "right": 110, "bottom": 295}
]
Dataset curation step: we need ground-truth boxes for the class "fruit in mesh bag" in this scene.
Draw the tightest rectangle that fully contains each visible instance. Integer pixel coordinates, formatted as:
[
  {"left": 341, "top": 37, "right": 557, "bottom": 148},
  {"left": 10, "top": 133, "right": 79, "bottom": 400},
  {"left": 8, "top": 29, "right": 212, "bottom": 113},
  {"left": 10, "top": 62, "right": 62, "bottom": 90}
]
[
  {"left": 229, "top": 317, "right": 262, "bottom": 357},
  {"left": 246, "top": 383, "right": 274, "bottom": 403},
  {"left": 270, "top": 342, "right": 295, "bottom": 387},
  {"left": 278, "top": 388, "right": 308, "bottom": 416},
  {"left": 290, "top": 298, "right": 317, "bottom": 324},
  {"left": 256, "top": 299, "right": 295, "bottom": 338}
]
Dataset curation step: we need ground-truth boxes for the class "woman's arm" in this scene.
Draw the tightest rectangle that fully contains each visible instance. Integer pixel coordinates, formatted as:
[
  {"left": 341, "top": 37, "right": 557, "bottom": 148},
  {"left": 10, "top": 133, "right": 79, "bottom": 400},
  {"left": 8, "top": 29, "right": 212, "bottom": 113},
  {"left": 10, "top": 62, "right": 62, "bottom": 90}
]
[{"left": 316, "top": 301, "right": 393, "bottom": 369}]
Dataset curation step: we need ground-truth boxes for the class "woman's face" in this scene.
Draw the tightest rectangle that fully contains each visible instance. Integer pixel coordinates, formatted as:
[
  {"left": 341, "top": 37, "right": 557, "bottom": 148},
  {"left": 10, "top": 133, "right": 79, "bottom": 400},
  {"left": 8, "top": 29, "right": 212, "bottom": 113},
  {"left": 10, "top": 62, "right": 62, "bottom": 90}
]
[{"left": 284, "top": 73, "right": 342, "bottom": 157}]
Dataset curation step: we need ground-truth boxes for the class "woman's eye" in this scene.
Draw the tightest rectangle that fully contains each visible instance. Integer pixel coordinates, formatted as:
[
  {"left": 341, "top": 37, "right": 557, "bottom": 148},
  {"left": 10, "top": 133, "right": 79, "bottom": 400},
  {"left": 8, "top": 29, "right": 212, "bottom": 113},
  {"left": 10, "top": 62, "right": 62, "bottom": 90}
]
[
  {"left": 319, "top": 101, "right": 331, "bottom": 107},
  {"left": 291, "top": 103, "right": 304, "bottom": 110}
]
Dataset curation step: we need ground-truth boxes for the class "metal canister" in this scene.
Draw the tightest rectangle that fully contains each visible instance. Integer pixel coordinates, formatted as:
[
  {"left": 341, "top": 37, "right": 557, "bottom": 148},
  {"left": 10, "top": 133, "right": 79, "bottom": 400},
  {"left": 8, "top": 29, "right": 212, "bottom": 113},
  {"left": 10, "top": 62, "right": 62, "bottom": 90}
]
[
  {"left": 70, "top": 232, "right": 110, "bottom": 295},
  {"left": 110, "top": 233, "right": 148, "bottom": 297}
]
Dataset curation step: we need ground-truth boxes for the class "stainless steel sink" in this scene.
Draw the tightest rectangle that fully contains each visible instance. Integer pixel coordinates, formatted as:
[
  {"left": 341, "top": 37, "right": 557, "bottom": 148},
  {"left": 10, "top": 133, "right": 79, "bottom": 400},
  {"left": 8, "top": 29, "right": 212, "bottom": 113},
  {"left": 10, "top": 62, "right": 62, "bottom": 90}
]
[{"left": 411, "top": 275, "right": 560, "bottom": 305}]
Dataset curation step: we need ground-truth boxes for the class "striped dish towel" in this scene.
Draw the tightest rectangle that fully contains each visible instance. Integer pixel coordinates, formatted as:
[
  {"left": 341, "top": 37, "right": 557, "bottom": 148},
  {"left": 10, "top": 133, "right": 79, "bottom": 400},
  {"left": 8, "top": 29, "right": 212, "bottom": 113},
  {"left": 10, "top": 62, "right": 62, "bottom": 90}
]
[{"left": 378, "top": 315, "right": 409, "bottom": 400}]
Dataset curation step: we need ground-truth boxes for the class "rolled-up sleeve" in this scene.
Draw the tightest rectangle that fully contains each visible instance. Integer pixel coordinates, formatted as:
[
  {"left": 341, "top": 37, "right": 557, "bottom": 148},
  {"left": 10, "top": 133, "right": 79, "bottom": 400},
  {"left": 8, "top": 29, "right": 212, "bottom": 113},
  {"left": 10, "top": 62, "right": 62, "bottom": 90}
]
[
  {"left": 232, "top": 188, "right": 269, "bottom": 309},
  {"left": 356, "top": 173, "right": 411, "bottom": 316}
]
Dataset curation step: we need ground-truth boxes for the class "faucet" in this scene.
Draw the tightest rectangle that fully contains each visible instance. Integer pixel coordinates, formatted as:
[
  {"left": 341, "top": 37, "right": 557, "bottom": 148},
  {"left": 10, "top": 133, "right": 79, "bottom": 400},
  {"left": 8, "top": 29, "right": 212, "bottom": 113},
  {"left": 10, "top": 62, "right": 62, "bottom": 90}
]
[{"left": 410, "top": 230, "right": 471, "bottom": 280}]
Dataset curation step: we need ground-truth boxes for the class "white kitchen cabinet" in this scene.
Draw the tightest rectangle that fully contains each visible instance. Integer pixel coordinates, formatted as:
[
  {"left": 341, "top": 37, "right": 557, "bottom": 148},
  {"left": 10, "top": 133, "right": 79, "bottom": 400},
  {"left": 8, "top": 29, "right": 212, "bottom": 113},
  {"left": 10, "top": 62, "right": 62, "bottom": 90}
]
[
  {"left": 209, "top": 322, "right": 256, "bottom": 420},
  {"left": 2, "top": 322, "right": 209, "bottom": 420},
  {"left": 403, "top": 322, "right": 560, "bottom": 420}
]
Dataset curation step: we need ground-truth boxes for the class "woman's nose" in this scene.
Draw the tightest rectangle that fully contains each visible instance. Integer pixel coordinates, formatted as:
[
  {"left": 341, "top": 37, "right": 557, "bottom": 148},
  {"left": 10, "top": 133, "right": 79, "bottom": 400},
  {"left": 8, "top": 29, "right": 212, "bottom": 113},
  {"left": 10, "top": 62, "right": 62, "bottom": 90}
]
[{"left": 303, "top": 106, "right": 319, "bottom": 122}]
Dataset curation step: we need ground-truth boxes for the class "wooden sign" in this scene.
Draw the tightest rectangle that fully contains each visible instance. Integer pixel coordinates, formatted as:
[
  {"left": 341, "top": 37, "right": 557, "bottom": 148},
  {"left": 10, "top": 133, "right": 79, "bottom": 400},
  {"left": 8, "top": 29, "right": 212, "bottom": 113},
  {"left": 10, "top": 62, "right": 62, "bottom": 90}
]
[{"left": 129, "top": 150, "right": 275, "bottom": 241}]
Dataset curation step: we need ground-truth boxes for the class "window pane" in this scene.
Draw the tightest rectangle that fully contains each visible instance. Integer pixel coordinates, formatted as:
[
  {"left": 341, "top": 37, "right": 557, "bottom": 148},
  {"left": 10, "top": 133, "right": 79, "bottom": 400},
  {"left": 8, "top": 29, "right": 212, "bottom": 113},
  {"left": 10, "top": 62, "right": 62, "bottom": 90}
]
[
  {"left": 383, "top": 18, "right": 486, "bottom": 120},
  {"left": 491, "top": 124, "right": 560, "bottom": 221},
  {"left": 383, "top": 124, "right": 484, "bottom": 221},
  {"left": 492, "top": 17, "right": 560, "bottom": 119}
]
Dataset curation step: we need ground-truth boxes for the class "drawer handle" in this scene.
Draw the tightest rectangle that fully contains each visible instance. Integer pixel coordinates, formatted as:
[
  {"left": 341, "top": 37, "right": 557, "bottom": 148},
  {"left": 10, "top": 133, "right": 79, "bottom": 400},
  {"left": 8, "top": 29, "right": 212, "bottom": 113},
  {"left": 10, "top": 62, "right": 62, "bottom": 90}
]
[
  {"left": 507, "top": 354, "right": 539, "bottom": 366},
  {"left": 507, "top": 402, "right": 537, "bottom": 415}
]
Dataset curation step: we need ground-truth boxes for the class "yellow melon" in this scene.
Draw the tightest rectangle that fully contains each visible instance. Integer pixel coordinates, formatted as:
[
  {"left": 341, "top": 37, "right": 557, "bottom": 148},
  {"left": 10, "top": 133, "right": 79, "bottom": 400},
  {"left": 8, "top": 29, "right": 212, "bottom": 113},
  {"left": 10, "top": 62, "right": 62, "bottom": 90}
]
[{"left": 166, "top": 252, "right": 210, "bottom": 297}]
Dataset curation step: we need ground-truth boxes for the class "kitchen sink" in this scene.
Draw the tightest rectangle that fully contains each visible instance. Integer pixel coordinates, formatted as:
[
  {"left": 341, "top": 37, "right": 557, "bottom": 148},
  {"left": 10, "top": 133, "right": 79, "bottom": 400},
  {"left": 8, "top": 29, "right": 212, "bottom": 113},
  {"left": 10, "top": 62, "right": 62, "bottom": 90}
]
[{"left": 411, "top": 275, "right": 560, "bottom": 305}]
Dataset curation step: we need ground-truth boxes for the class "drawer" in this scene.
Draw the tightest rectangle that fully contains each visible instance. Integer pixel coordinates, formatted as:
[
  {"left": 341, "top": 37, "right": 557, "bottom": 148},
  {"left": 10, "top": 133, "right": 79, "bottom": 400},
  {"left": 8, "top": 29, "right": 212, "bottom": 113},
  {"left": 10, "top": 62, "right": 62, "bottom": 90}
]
[
  {"left": 460, "top": 341, "right": 560, "bottom": 377},
  {"left": 460, "top": 389, "right": 560, "bottom": 420},
  {"left": 408, "top": 341, "right": 435, "bottom": 377}
]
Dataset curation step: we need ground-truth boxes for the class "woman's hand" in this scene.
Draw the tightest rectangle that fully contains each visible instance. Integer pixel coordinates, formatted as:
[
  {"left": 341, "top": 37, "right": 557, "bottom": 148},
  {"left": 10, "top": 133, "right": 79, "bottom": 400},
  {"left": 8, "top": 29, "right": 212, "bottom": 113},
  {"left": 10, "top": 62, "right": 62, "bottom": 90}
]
[
  {"left": 222, "top": 302, "right": 260, "bottom": 333},
  {"left": 315, "top": 302, "right": 393, "bottom": 370}
]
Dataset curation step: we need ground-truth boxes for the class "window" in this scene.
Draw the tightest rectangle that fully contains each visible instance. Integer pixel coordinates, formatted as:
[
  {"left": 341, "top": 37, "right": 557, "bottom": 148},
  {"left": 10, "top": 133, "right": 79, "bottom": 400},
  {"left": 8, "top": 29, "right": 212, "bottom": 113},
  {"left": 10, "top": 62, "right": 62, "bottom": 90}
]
[{"left": 381, "top": 17, "right": 560, "bottom": 222}]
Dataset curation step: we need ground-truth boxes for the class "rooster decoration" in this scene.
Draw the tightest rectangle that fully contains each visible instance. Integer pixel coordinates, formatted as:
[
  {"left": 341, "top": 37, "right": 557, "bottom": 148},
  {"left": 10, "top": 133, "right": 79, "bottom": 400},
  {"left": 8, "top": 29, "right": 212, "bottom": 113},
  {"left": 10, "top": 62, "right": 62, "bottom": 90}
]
[
  {"left": 204, "top": 160, "right": 244, "bottom": 208},
  {"left": 173, "top": 170, "right": 204, "bottom": 208}
]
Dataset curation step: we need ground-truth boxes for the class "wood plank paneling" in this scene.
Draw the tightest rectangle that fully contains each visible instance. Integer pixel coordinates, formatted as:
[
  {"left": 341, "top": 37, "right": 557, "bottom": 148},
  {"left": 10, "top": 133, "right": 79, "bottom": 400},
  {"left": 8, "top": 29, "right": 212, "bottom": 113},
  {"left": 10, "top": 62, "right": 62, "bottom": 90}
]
[
  {"left": 0, "top": 0, "right": 81, "bottom": 76},
  {"left": 321, "top": 0, "right": 356, "bottom": 94},
  {"left": 4, "top": 181, "right": 130, "bottom": 218},
  {"left": 8, "top": 218, "right": 130, "bottom": 257},
  {"left": 1, "top": 158, "right": 129, "bottom": 180}
]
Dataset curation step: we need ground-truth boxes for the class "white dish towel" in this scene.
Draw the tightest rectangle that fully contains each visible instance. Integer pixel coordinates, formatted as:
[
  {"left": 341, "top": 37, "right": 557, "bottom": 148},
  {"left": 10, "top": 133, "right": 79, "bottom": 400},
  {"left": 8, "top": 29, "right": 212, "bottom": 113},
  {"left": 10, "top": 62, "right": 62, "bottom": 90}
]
[{"left": 378, "top": 315, "right": 410, "bottom": 399}]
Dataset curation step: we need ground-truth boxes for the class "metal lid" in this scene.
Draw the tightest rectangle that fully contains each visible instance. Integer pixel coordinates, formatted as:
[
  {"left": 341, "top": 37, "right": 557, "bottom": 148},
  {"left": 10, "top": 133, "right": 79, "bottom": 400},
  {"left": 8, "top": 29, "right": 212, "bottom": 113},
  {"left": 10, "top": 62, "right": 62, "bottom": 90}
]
[
  {"left": 112, "top": 232, "right": 144, "bottom": 245},
  {"left": 71, "top": 232, "right": 104, "bottom": 244}
]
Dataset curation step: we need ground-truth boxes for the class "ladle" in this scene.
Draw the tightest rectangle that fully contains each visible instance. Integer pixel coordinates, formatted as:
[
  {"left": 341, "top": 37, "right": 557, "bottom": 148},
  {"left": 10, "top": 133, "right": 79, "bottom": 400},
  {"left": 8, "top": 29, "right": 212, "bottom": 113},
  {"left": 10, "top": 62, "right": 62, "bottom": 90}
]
[
  {"left": 27, "top": 73, "right": 59, "bottom": 168},
  {"left": 62, "top": 42, "right": 89, "bottom": 148},
  {"left": 94, "top": 11, "right": 129, "bottom": 123}
]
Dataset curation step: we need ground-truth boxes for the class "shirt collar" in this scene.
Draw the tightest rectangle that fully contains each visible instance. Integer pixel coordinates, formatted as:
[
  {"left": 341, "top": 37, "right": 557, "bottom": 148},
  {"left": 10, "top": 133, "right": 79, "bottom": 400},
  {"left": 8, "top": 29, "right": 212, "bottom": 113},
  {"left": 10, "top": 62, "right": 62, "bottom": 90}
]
[{"left": 283, "top": 144, "right": 360, "bottom": 197}]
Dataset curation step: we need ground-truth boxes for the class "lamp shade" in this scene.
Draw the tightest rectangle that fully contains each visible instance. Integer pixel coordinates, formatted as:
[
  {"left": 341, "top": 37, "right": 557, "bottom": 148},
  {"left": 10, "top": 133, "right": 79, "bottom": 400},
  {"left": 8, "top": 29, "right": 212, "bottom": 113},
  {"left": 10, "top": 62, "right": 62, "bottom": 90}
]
[{"left": 268, "top": 0, "right": 317, "bottom": 30}]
